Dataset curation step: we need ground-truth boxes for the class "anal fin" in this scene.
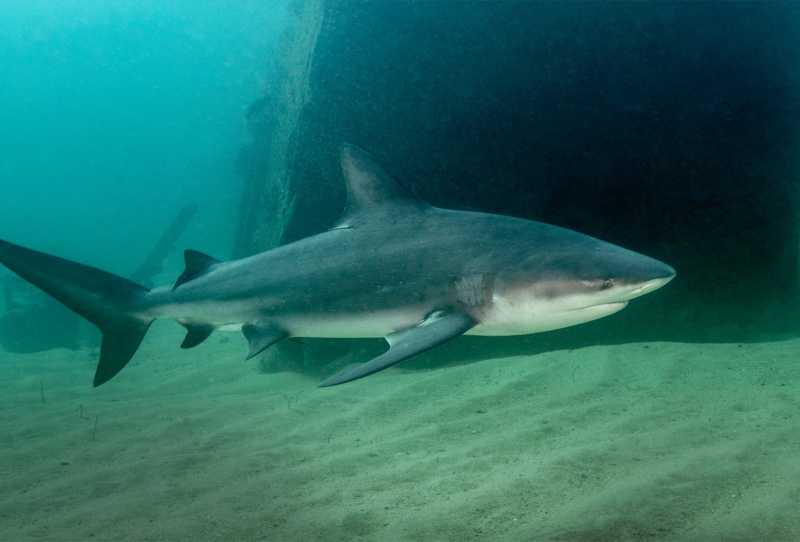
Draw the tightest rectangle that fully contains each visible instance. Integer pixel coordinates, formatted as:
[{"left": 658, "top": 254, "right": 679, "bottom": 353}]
[
  {"left": 180, "top": 323, "right": 214, "bottom": 349},
  {"left": 319, "top": 310, "right": 476, "bottom": 387},
  {"left": 242, "top": 323, "right": 288, "bottom": 359}
]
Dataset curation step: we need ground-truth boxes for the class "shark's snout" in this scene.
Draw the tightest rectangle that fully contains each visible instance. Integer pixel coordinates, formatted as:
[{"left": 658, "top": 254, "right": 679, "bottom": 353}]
[
  {"left": 616, "top": 258, "right": 676, "bottom": 301},
  {"left": 647, "top": 260, "right": 677, "bottom": 283}
]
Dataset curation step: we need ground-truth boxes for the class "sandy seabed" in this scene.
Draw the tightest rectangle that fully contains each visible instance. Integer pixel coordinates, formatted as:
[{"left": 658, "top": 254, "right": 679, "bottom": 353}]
[{"left": 1, "top": 321, "right": 798, "bottom": 542}]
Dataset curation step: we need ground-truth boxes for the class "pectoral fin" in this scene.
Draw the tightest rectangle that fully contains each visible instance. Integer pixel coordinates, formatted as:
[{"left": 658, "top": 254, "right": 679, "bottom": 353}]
[
  {"left": 242, "top": 322, "right": 288, "bottom": 360},
  {"left": 319, "top": 311, "right": 476, "bottom": 387}
]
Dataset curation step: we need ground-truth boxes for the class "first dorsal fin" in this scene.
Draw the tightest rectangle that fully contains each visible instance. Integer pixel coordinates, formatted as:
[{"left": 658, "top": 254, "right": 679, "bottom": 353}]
[
  {"left": 339, "top": 144, "right": 426, "bottom": 223},
  {"left": 173, "top": 250, "right": 220, "bottom": 290}
]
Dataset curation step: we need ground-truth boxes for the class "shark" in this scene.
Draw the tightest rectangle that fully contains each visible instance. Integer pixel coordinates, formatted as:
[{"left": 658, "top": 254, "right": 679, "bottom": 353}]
[{"left": 0, "top": 144, "right": 675, "bottom": 387}]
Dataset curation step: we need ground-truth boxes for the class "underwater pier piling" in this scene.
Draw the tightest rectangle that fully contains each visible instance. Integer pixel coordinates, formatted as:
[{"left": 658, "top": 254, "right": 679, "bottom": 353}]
[{"left": 233, "top": 0, "right": 324, "bottom": 257}]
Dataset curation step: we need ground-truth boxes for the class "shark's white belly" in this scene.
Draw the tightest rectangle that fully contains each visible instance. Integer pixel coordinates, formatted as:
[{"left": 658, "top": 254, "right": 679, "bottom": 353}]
[
  {"left": 283, "top": 309, "right": 425, "bottom": 339},
  {"left": 469, "top": 294, "right": 628, "bottom": 336},
  {"left": 277, "top": 298, "right": 626, "bottom": 339},
  {"left": 169, "top": 291, "right": 627, "bottom": 339}
]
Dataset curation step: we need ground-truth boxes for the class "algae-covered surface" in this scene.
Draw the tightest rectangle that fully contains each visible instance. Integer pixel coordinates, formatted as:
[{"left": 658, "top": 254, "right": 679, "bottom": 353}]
[{"left": 1, "top": 323, "right": 798, "bottom": 541}]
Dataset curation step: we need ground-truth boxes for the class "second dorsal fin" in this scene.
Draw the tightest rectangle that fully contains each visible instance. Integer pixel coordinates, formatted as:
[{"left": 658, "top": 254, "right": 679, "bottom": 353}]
[{"left": 173, "top": 250, "right": 220, "bottom": 290}]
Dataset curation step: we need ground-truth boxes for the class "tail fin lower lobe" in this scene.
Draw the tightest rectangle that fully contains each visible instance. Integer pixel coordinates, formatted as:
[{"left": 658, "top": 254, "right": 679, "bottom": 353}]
[{"left": 0, "top": 239, "right": 153, "bottom": 386}]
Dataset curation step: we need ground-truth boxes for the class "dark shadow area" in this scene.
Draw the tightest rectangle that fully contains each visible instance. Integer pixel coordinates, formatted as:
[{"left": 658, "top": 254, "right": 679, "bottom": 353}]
[{"left": 246, "top": 2, "right": 800, "bottom": 376}]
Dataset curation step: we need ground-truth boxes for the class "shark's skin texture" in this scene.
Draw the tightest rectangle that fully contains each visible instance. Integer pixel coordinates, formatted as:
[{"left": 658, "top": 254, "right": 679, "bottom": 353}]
[{"left": 0, "top": 145, "right": 675, "bottom": 387}]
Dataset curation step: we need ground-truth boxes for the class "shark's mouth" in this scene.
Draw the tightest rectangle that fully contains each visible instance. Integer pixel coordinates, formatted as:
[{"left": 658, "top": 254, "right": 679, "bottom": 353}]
[
  {"left": 569, "top": 301, "right": 628, "bottom": 313},
  {"left": 627, "top": 277, "right": 674, "bottom": 299},
  {"left": 597, "top": 301, "right": 628, "bottom": 312}
]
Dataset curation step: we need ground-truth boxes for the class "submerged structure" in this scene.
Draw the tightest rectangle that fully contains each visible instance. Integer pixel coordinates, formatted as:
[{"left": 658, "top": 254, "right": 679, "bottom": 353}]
[{"left": 236, "top": 2, "right": 800, "bottom": 357}]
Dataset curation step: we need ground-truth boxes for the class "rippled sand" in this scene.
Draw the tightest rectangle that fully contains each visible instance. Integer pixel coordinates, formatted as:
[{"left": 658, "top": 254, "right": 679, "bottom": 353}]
[{"left": 1, "top": 322, "right": 798, "bottom": 541}]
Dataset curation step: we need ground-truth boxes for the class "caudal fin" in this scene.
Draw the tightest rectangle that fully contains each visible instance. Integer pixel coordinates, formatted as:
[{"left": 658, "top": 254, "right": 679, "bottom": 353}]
[{"left": 0, "top": 239, "right": 153, "bottom": 386}]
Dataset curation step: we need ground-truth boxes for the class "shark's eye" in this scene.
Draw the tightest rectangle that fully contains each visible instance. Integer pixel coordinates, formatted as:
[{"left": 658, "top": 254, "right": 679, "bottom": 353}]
[{"left": 601, "top": 278, "right": 615, "bottom": 290}]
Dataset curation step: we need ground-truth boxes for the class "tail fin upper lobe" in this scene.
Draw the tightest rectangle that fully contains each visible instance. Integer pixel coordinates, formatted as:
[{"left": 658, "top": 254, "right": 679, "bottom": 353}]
[{"left": 0, "top": 239, "right": 153, "bottom": 386}]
